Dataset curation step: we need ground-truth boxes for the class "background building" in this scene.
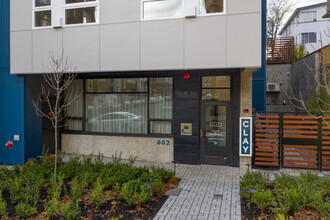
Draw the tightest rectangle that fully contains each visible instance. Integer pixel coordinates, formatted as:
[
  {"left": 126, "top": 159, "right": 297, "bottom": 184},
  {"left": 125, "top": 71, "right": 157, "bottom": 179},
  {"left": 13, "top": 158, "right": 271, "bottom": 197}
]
[{"left": 280, "top": 2, "right": 330, "bottom": 53}]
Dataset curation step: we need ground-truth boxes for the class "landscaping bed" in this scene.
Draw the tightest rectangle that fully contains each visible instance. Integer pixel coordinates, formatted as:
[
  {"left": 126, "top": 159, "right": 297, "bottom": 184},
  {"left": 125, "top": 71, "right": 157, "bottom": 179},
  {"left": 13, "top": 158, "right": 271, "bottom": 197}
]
[
  {"left": 0, "top": 153, "right": 179, "bottom": 219},
  {"left": 240, "top": 171, "right": 330, "bottom": 219}
]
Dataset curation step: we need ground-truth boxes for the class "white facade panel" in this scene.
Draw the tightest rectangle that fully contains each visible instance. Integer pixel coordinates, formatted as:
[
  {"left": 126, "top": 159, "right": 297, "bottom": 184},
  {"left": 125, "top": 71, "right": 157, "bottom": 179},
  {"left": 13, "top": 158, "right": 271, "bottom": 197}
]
[
  {"left": 11, "top": 31, "right": 32, "bottom": 73},
  {"left": 100, "top": 0, "right": 140, "bottom": 24},
  {"left": 227, "top": 0, "right": 260, "bottom": 14},
  {"left": 10, "top": 0, "right": 262, "bottom": 74},
  {"left": 32, "top": 29, "right": 63, "bottom": 73},
  {"left": 10, "top": 0, "right": 32, "bottom": 31},
  {"left": 184, "top": 16, "right": 226, "bottom": 69},
  {"left": 226, "top": 13, "right": 261, "bottom": 68},
  {"left": 63, "top": 26, "right": 100, "bottom": 72},
  {"left": 100, "top": 23, "right": 140, "bottom": 71},
  {"left": 141, "top": 19, "right": 184, "bottom": 70}
]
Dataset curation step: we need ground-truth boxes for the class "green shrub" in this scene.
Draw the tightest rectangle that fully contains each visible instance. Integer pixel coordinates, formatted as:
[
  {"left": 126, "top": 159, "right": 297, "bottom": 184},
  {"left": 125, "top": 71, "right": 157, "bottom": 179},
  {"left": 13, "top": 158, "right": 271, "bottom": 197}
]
[
  {"left": 59, "top": 155, "right": 82, "bottom": 180},
  {"left": 138, "top": 173, "right": 164, "bottom": 194},
  {"left": 310, "top": 193, "right": 330, "bottom": 218},
  {"left": 60, "top": 200, "right": 81, "bottom": 220},
  {"left": 115, "top": 179, "right": 149, "bottom": 206},
  {"left": 90, "top": 178, "right": 110, "bottom": 208},
  {"left": 44, "top": 174, "right": 64, "bottom": 217},
  {"left": 70, "top": 177, "right": 84, "bottom": 203},
  {"left": 8, "top": 176, "right": 24, "bottom": 204},
  {"left": 240, "top": 172, "right": 269, "bottom": 198},
  {"left": 0, "top": 186, "right": 8, "bottom": 216},
  {"left": 252, "top": 189, "right": 275, "bottom": 212},
  {"left": 151, "top": 166, "right": 176, "bottom": 183},
  {"left": 15, "top": 202, "right": 37, "bottom": 218}
]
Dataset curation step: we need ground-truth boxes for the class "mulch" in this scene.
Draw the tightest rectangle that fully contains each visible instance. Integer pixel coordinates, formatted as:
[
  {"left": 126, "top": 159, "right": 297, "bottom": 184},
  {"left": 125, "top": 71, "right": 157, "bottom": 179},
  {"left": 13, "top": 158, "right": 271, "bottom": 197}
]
[{"left": 1, "top": 179, "right": 180, "bottom": 220}]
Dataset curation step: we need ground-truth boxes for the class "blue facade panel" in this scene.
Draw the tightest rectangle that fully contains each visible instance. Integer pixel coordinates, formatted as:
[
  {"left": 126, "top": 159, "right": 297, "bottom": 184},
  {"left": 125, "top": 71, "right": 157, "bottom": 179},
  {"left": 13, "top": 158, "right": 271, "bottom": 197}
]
[
  {"left": 0, "top": 0, "right": 25, "bottom": 165},
  {"left": 0, "top": 0, "right": 10, "bottom": 69},
  {"left": 0, "top": 71, "right": 25, "bottom": 165},
  {"left": 252, "top": 0, "right": 267, "bottom": 111}
]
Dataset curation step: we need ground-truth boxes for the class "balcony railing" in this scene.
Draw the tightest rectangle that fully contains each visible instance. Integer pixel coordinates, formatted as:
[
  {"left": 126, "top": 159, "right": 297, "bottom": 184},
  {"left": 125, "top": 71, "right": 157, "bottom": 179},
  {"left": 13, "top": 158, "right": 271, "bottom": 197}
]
[{"left": 267, "top": 37, "right": 294, "bottom": 64}]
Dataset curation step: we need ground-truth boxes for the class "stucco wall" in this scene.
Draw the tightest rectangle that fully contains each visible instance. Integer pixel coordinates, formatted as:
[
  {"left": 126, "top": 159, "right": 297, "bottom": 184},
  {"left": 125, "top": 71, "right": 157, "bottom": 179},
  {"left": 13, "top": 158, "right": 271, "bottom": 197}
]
[
  {"left": 61, "top": 134, "right": 173, "bottom": 163},
  {"left": 266, "top": 64, "right": 296, "bottom": 112},
  {"left": 10, "top": 0, "right": 261, "bottom": 74}
]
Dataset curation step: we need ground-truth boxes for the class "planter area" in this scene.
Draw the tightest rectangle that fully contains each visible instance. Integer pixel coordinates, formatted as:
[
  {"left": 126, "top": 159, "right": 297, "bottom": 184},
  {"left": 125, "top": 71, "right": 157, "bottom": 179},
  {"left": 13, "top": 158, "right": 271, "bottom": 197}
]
[
  {"left": 240, "top": 171, "right": 330, "bottom": 219},
  {"left": 0, "top": 154, "right": 178, "bottom": 219}
]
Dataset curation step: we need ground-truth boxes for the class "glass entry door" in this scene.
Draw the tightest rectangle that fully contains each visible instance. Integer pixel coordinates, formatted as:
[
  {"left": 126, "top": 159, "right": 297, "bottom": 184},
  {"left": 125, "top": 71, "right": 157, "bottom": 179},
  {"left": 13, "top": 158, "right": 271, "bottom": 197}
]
[{"left": 200, "top": 103, "right": 231, "bottom": 165}]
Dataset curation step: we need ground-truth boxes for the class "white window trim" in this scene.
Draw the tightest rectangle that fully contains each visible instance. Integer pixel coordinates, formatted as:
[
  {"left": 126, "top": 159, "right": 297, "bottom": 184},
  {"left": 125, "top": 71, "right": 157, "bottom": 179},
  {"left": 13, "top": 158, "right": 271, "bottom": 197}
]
[
  {"left": 141, "top": 0, "right": 184, "bottom": 21},
  {"left": 63, "top": 0, "right": 100, "bottom": 26},
  {"left": 140, "top": 0, "right": 226, "bottom": 21},
  {"left": 197, "top": 0, "right": 226, "bottom": 17},
  {"left": 32, "top": 0, "right": 52, "bottom": 29},
  {"left": 32, "top": 0, "right": 99, "bottom": 29},
  {"left": 300, "top": 11, "right": 317, "bottom": 23},
  {"left": 301, "top": 32, "right": 317, "bottom": 44}
]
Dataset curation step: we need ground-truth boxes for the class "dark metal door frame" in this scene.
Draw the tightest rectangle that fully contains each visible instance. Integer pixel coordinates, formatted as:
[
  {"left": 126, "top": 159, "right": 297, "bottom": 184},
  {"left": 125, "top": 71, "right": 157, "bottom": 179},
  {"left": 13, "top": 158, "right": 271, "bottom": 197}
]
[{"left": 200, "top": 101, "right": 232, "bottom": 165}]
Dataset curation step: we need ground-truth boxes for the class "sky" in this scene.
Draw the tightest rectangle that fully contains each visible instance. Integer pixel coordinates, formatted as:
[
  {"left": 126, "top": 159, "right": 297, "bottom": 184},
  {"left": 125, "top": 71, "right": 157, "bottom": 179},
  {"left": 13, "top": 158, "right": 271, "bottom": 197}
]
[{"left": 282, "top": 0, "right": 327, "bottom": 24}]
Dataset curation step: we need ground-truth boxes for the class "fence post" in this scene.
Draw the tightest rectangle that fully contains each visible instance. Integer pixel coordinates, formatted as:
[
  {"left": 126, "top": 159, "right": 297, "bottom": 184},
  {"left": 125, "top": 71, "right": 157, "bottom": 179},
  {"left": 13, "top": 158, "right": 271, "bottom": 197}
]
[
  {"left": 252, "top": 110, "right": 256, "bottom": 168},
  {"left": 318, "top": 114, "right": 322, "bottom": 171},
  {"left": 279, "top": 113, "right": 284, "bottom": 168}
]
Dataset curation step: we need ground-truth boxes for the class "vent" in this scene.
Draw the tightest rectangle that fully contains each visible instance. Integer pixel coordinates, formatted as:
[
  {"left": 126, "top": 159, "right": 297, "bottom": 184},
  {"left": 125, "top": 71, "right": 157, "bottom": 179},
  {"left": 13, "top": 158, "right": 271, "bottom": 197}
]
[{"left": 267, "top": 83, "right": 280, "bottom": 92}]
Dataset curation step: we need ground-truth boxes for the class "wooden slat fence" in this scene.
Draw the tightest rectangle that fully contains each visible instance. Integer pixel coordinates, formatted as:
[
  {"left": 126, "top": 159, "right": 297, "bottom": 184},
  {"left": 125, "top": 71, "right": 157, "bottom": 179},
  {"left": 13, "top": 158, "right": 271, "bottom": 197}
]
[
  {"left": 267, "top": 37, "right": 295, "bottom": 64},
  {"left": 253, "top": 112, "right": 330, "bottom": 171}
]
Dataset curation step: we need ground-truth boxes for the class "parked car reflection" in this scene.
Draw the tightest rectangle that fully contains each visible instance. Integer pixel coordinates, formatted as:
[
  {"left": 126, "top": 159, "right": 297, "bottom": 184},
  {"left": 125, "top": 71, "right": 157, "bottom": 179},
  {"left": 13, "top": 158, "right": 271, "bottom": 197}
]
[{"left": 86, "top": 112, "right": 143, "bottom": 133}]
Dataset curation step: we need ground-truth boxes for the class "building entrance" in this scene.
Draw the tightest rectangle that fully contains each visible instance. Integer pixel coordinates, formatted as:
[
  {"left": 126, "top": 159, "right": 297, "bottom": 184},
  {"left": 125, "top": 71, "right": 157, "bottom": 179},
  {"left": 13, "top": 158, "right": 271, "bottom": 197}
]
[{"left": 200, "top": 76, "right": 232, "bottom": 165}]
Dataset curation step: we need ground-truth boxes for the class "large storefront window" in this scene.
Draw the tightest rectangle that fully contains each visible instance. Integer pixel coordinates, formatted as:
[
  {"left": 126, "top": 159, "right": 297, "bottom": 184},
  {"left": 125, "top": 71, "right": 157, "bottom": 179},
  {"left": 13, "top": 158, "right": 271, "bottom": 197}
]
[{"left": 64, "top": 77, "right": 173, "bottom": 135}]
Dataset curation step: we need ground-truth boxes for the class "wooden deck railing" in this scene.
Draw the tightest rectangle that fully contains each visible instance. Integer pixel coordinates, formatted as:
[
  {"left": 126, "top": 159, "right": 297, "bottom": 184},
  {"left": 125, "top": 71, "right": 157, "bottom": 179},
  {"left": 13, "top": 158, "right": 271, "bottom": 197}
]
[{"left": 267, "top": 37, "right": 294, "bottom": 64}]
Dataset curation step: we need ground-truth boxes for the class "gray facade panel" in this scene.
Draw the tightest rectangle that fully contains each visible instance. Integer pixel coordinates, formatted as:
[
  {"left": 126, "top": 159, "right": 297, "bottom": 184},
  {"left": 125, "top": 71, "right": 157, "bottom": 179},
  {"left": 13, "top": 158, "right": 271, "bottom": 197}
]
[
  {"left": 32, "top": 29, "right": 63, "bottom": 72},
  {"left": 100, "top": 23, "right": 140, "bottom": 71},
  {"left": 100, "top": 0, "right": 140, "bottom": 24},
  {"left": 63, "top": 26, "right": 100, "bottom": 72},
  {"left": 10, "top": 0, "right": 32, "bottom": 31},
  {"left": 184, "top": 16, "right": 226, "bottom": 69},
  {"left": 11, "top": 31, "right": 32, "bottom": 73},
  {"left": 141, "top": 19, "right": 184, "bottom": 70}
]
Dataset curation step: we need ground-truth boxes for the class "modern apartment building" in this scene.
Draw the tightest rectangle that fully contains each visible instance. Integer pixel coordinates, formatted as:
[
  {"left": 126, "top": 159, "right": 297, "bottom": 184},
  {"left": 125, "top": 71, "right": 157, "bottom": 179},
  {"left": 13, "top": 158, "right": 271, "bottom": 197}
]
[{"left": 3, "top": 0, "right": 265, "bottom": 167}]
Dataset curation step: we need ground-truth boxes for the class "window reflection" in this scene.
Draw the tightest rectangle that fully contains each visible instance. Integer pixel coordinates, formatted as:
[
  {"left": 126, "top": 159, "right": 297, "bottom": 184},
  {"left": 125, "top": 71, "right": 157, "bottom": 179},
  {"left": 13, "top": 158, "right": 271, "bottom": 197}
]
[
  {"left": 66, "top": 7, "right": 97, "bottom": 25},
  {"left": 200, "top": 0, "right": 223, "bottom": 14},
  {"left": 66, "top": 0, "right": 96, "bottom": 4},
  {"left": 35, "top": 10, "right": 51, "bottom": 27},
  {"left": 86, "top": 94, "right": 148, "bottom": 134},
  {"left": 35, "top": 0, "right": 51, "bottom": 7},
  {"left": 143, "top": 0, "right": 182, "bottom": 19}
]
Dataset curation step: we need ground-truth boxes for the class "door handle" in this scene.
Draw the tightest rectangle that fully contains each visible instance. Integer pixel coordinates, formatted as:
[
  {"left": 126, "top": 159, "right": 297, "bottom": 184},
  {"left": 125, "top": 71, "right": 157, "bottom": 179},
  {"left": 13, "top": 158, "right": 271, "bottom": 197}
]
[{"left": 200, "top": 129, "right": 205, "bottom": 138}]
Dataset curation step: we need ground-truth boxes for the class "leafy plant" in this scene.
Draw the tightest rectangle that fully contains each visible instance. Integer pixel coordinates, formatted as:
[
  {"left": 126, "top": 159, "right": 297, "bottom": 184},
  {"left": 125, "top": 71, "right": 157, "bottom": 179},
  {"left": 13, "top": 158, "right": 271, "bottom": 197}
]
[
  {"left": 44, "top": 174, "right": 64, "bottom": 217},
  {"left": 240, "top": 172, "right": 269, "bottom": 198},
  {"left": 252, "top": 189, "right": 275, "bottom": 212},
  {"left": 294, "top": 43, "right": 307, "bottom": 61},
  {"left": 115, "top": 179, "right": 149, "bottom": 206},
  {"left": 15, "top": 202, "right": 37, "bottom": 218},
  {"left": 60, "top": 200, "right": 81, "bottom": 220},
  {"left": 0, "top": 185, "right": 8, "bottom": 216},
  {"left": 90, "top": 178, "right": 110, "bottom": 208},
  {"left": 151, "top": 166, "right": 176, "bottom": 183}
]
